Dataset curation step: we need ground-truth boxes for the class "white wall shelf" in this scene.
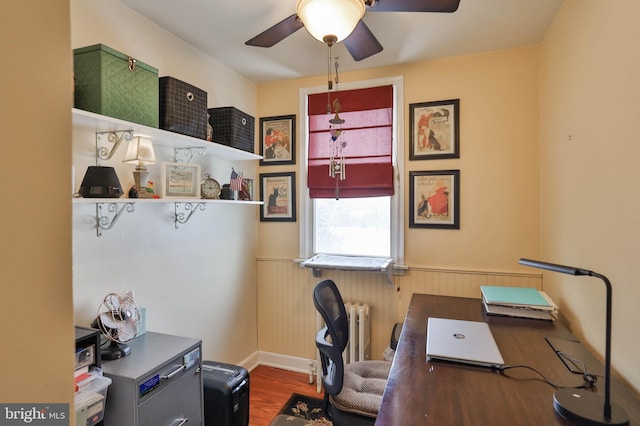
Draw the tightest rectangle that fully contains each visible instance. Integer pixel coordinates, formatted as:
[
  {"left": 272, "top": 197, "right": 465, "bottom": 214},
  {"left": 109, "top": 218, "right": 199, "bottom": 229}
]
[
  {"left": 74, "top": 197, "right": 263, "bottom": 236},
  {"left": 73, "top": 198, "right": 262, "bottom": 205},
  {"left": 73, "top": 108, "right": 263, "bottom": 235},
  {"left": 72, "top": 108, "right": 262, "bottom": 161}
]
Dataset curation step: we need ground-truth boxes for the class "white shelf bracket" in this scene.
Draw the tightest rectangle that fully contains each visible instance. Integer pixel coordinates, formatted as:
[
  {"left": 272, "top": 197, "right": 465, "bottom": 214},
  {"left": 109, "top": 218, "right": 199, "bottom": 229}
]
[
  {"left": 96, "top": 202, "right": 135, "bottom": 237},
  {"left": 174, "top": 147, "right": 207, "bottom": 164},
  {"left": 174, "top": 202, "right": 207, "bottom": 229},
  {"left": 96, "top": 130, "right": 134, "bottom": 164}
]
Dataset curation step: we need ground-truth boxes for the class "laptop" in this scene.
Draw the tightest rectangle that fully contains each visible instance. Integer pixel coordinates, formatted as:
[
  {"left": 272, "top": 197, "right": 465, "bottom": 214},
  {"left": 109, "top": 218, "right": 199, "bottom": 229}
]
[{"left": 426, "top": 317, "right": 505, "bottom": 367}]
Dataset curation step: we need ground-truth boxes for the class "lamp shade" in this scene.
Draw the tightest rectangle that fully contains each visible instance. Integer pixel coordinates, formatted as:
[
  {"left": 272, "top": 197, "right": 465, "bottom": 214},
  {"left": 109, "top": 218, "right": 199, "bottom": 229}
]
[
  {"left": 296, "top": 0, "right": 365, "bottom": 43},
  {"left": 79, "top": 166, "right": 123, "bottom": 198},
  {"left": 123, "top": 134, "right": 156, "bottom": 167}
]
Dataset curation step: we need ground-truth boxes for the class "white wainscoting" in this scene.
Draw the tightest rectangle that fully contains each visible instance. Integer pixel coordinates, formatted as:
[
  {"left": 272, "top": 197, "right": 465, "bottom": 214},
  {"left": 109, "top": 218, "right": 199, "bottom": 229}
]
[{"left": 256, "top": 258, "right": 542, "bottom": 367}]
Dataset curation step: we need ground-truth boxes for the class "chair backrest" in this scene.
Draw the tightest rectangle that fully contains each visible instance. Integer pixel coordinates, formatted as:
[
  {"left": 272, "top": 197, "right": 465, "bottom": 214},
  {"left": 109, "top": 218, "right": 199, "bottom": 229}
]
[{"left": 313, "top": 279, "right": 349, "bottom": 396}]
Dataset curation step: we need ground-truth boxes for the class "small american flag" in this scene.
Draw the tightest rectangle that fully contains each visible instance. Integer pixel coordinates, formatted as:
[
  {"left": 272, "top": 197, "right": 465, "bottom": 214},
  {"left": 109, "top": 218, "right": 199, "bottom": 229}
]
[{"left": 230, "top": 169, "right": 244, "bottom": 191}]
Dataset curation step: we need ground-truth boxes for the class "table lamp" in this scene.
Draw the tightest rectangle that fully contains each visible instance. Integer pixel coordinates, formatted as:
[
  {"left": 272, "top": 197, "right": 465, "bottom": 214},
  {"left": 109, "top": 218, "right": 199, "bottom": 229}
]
[
  {"left": 518, "top": 258, "right": 629, "bottom": 425},
  {"left": 123, "top": 134, "right": 156, "bottom": 188}
]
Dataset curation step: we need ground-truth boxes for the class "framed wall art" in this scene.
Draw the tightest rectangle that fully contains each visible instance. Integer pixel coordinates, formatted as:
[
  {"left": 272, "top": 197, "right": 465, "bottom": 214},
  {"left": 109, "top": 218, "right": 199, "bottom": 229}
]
[
  {"left": 409, "top": 170, "right": 460, "bottom": 229},
  {"left": 260, "top": 114, "right": 296, "bottom": 165},
  {"left": 260, "top": 172, "right": 296, "bottom": 222},
  {"left": 409, "top": 99, "right": 459, "bottom": 160},
  {"left": 161, "top": 162, "right": 201, "bottom": 199}
]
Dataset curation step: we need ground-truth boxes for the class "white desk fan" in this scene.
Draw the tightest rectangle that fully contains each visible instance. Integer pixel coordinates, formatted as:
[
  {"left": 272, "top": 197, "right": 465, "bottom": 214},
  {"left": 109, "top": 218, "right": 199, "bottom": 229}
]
[{"left": 92, "top": 292, "right": 142, "bottom": 360}]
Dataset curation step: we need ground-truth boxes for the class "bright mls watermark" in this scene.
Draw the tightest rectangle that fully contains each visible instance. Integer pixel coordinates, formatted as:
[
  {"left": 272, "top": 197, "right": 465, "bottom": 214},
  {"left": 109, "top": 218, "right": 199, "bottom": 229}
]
[{"left": 1, "top": 404, "right": 68, "bottom": 425}]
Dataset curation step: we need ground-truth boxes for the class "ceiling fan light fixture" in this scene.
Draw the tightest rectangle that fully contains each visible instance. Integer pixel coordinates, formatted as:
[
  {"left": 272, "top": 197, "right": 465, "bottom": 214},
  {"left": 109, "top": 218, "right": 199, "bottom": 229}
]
[{"left": 296, "top": 0, "right": 365, "bottom": 44}]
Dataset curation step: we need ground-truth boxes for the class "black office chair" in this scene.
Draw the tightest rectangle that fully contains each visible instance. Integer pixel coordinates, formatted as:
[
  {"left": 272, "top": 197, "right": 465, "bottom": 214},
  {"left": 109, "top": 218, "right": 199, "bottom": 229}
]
[{"left": 313, "top": 279, "right": 391, "bottom": 426}]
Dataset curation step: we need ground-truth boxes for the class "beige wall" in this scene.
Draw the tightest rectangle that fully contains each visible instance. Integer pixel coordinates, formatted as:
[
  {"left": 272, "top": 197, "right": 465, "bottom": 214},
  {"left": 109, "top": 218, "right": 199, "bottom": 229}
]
[
  {"left": 255, "top": 47, "right": 544, "bottom": 369},
  {"left": 257, "top": 46, "right": 541, "bottom": 271},
  {"left": 539, "top": 0, "right": 640, "bottom": 393},
  {"left": 257, "top": 6, "right": 640, "bottom": 396},
  {"left": 0, "top": 0, "right": 74, "bottom": 407}
]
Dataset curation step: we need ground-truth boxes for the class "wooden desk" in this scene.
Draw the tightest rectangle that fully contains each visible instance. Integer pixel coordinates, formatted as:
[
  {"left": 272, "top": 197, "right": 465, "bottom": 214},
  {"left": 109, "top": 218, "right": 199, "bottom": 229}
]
[{"left": 376, "top": 294, "right": 640, "bottom": 425}]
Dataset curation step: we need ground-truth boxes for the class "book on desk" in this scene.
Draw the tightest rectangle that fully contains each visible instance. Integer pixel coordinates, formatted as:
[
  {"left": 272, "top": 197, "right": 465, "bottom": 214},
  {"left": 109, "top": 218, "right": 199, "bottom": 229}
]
[{"left": 480, "top": 285, "right": 558, "bottom": 321}]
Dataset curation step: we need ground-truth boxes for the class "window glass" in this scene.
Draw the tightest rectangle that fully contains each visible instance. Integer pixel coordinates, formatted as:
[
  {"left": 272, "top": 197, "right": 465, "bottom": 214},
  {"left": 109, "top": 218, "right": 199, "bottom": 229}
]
[{"left": 314, "top": 197, "right": 390, "bottom": 257}]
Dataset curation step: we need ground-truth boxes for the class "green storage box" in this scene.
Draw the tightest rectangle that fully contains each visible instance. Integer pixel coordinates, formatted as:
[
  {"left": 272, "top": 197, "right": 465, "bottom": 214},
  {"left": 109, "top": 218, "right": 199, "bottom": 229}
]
[{"left": 74, "top": 44, "right": 159, "bottom": 127}]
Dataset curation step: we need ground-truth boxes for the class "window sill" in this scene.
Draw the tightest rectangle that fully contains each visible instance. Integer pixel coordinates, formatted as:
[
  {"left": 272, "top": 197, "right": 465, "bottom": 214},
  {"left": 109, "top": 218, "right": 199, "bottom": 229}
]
[{"left": 298, "top": 254, "right": 398, "bottom": 286}]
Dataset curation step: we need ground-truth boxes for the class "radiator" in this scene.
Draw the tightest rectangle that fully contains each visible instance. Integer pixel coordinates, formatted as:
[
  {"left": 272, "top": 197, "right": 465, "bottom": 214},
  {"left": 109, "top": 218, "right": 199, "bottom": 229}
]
[
  {"left": 343, "top": 302, "right": 371, "bottom": 363},
  {"left": 316, "top": 302, "right": 371, "bottom": 392}
]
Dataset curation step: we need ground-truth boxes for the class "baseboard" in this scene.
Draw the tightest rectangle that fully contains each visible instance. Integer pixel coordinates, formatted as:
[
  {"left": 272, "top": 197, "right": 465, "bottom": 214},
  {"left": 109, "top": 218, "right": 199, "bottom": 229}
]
[
  {"left": 259, "top": 351, "right": 317, "bottom": 375},
  {"left": 237, "top": 351, "right": 316, "bottom": 375},
  {"left": 236, "top": 351, "right": 261, "bottom": 372},
  {"left": 234, "top": 351, "right": 322, "bottom": 394}
]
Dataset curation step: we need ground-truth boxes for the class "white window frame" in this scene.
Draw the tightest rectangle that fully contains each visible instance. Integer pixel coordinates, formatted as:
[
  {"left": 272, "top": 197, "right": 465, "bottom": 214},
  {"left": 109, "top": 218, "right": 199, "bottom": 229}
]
[{"left": 298, "top": 76, "right": 405, "bottom": 265}]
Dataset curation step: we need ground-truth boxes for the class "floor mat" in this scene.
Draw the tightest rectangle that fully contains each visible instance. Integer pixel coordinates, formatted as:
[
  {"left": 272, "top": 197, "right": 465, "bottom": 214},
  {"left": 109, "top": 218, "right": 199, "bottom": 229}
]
[{"left": 269, "top": 393, "right": 332, "bottom": 425}]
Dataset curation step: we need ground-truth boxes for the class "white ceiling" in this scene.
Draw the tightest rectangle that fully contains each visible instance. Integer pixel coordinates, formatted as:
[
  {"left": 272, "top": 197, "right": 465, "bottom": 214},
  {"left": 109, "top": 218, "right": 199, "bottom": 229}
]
[{"left": 119, "top": 0, "right": 564, "bottom": 83}]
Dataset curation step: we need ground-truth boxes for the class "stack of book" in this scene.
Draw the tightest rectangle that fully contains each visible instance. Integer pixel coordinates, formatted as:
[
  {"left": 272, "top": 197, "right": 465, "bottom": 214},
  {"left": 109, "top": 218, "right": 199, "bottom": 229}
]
[{"left": 480, "top": 285, "right": 558, "bottom": 321}]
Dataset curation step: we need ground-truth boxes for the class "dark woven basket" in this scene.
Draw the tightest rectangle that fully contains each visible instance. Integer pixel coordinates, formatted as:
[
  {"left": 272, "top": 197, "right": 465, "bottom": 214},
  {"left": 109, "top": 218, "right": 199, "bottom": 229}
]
[
  {"left": 208, "top": 107, "right": 255, "bottom": 153},
  {"left": 159, "top": 76, "right": 208, "bottom": 139}
]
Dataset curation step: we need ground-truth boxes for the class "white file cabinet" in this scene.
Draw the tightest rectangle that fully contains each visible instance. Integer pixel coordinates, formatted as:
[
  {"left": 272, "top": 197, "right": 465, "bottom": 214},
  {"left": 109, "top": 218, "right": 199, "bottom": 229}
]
[{"left": 102, "top": 332, "right": 203, "bottom": 426}]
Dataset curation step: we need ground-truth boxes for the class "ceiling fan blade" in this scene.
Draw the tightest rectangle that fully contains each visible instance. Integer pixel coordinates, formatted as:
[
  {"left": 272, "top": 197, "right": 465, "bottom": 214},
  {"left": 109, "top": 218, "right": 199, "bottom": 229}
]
[
  {"left": 343, "top": 20, "right": 383, "bottom": 62},
  {"left": 367, "top": 0, "right": 460, "bottom": 13},
  {"left": 245, "top": 14, "right": 304, "bottom": 47}
]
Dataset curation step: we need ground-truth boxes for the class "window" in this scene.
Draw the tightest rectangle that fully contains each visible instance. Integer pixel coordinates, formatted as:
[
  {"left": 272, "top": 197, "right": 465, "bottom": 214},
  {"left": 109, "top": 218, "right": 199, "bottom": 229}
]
[
  {"left": 314, "top": 197, "right": 390, "bottom": 257},
  {"left": 298, "top": 77, "right": 404, "bottom": 264}
]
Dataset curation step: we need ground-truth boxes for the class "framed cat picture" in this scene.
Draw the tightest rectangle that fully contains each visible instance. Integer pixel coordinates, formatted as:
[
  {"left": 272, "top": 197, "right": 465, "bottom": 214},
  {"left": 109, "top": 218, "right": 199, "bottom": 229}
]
[
  {"left": 259, "top": 115, "right": 296, "bottom": 165},
  {"left": 409, "top": 170, "right": 460, "bottom": 229},
  {"left": 409, "top": 99, "right": 460, "bottom": 160},
  {"left": 259, "top": 172, "right": 296, "bottom": 222}
]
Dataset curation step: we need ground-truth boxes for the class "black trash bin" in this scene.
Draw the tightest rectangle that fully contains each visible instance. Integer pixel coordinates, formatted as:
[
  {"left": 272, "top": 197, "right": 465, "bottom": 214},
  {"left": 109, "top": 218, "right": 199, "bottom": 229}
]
[
  {"left": 202, "top": 361, "right": 250, "bottom": 426},
  {"left": 391, "top": 322, "right": 403, "bottom": 350}
]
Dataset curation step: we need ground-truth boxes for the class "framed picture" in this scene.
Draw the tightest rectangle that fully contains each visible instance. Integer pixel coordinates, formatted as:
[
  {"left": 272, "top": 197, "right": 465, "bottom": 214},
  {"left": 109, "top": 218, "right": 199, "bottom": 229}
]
[
  {"left": 409, "top": 99, "right": 459, "bottom": 160},
  {"left": 238, "top": 178, "right": 254, "bottom": 201},
  {"left": 161, "top": 162, "right": 201, "bottom": 199},
  {"left": 260, "top": 172, "right": 296, "bottom": 222},
  {"left": 409, "top": 170, "right": 460, "bottom": 229},
  {"left": 260, "top": 115, "right": 296, "bottom": 165}
]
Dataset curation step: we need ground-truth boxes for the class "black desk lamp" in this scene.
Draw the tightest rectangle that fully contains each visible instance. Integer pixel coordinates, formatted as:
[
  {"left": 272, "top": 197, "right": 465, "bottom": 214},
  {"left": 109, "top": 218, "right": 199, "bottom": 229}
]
[{"left": 518, "top": 258, "right": 629, "bottom": 425}]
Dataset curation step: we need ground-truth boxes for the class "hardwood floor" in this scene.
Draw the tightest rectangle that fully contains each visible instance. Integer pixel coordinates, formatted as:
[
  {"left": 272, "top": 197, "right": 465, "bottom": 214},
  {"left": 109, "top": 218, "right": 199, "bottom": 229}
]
[{"left": 248, "top": 365, "right": 322, "bottom": 426}]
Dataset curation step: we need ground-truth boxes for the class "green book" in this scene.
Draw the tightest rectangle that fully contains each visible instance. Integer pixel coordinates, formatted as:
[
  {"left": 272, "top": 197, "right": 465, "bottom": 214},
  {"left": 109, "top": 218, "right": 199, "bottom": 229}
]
[{"left": 480, "top": 286, "right": 555, "bottom": 310}]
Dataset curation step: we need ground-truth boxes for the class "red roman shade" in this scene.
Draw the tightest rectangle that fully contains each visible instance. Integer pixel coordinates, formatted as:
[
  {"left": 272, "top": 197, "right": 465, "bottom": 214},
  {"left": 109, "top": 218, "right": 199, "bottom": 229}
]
[{"left": 307, "top": 85, "right": 394, "bottom": 198}]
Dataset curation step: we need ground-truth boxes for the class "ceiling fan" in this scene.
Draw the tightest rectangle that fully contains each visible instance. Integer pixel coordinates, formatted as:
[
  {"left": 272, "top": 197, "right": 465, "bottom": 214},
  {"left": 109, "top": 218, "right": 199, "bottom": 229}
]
[{"left": 245, "top": 0, "right": 461, "bottom": 61}]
